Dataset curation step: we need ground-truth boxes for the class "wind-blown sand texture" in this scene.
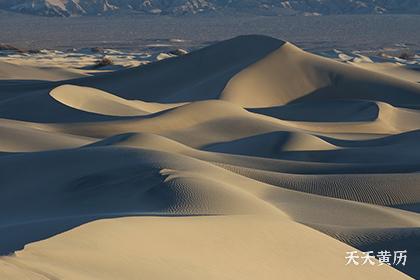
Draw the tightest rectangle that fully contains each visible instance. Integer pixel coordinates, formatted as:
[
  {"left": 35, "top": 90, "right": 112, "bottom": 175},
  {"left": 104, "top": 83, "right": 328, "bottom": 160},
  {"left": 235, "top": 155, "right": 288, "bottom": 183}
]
[{"left": 1, "top": 35, "right": 420, "bottom": 279}]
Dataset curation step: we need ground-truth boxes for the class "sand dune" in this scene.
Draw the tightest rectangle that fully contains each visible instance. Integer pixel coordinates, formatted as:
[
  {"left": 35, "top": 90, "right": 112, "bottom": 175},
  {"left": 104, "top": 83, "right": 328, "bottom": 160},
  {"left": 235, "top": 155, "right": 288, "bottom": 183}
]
[
  {"left": 1, "top": 35, "right": 420, "bottom": 279},
  {"left": 349, "top": 62, "right": 420, "bottom": 84},
  {"left": 50, "top": 85, "right": 185, "bottom": 116},
  {"left": 0, "top": 118, "right": 92, "bottom": 152},
  {"left": 222, "top": 42, "right": 420, "bottom": 108},
  {"left": 0, "top": 61, "right": 87, "bottom": 81},
  {"left": 0, "top": 216, "right": 406, "bottom": 280}
]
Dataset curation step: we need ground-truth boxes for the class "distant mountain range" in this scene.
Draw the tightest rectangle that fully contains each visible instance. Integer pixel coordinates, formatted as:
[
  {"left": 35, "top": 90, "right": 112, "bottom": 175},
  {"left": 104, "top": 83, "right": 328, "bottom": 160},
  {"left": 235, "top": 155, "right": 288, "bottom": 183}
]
[{"left": 1, "top": 0, "right": 419, "bottom": 17}]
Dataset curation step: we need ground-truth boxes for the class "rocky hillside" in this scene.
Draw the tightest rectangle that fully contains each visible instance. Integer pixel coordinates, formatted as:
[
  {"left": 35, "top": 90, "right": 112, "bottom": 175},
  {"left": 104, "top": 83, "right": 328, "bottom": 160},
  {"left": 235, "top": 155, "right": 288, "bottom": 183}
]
[{"left": 0, "top": 0, "right": 419, "bottom": 17}]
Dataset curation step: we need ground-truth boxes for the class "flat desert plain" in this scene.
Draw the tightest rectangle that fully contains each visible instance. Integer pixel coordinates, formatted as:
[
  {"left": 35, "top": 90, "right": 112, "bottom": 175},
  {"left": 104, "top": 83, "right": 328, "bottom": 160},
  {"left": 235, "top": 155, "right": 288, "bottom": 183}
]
[{"left": 0, "top": 35, "right": 420, "bottom": 279}]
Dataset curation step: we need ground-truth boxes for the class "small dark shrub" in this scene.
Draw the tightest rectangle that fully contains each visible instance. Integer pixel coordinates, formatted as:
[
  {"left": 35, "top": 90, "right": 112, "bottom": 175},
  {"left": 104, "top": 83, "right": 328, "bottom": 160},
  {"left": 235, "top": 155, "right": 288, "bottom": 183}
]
[
  {"left": 90, "top": 47, "right": 104, "bottom": 53},
  {"left": 95, "top": 57, "right": 114, "bottom": 68},
  {"left": 398, "top": 51, "right": 415, "bottom": 60}
]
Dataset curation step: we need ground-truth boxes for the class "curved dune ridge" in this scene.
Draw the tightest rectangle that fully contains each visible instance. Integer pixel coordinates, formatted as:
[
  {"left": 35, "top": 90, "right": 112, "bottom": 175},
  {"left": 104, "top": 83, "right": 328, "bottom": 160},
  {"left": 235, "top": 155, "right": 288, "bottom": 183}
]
[
  {"left": 1, "top": 35, "right": 420, "bottom": 279},
  {"left": 50, "top": 85, "right": 186, "bottom": 116}
]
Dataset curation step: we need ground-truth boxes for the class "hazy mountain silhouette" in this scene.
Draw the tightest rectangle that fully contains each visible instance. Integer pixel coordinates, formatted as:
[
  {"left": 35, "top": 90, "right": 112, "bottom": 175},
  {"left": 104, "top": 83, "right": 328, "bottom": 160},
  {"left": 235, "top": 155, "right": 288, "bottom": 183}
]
[{"left": 1, "top": 0, "right": 419, "bottom": 17}]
